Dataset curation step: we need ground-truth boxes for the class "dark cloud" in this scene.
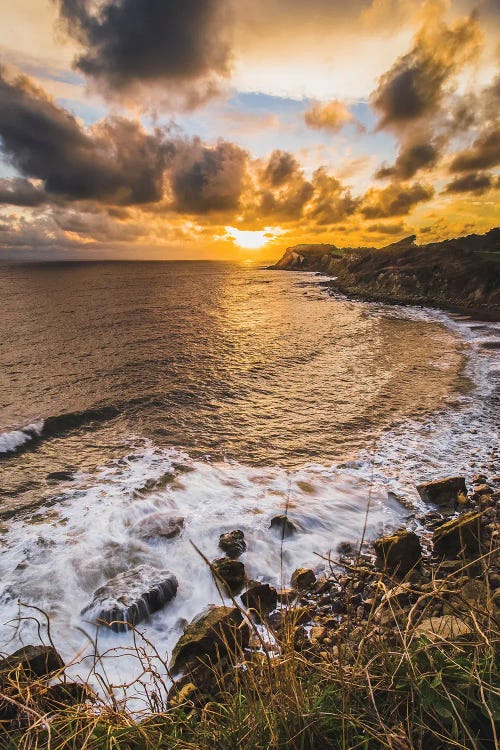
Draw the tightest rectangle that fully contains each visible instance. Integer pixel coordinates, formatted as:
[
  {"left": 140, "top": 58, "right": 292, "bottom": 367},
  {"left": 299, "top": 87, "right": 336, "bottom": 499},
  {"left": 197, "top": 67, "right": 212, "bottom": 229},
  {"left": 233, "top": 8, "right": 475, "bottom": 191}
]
[
  {"left": 375, "top": 141, "right": 439, "bottom": 180},
  {"left": 305, "top": 168, "right": 358, "bottom": 225},
  {"left": 0, "top": 178, "right": 47, "bottom": 207},
  {"left": 0, "top": 66, "right": 173, "bottom": 204},
  {"left": 449, "top": 127, "right": 500, "bottom": 172},
  {"left": 444, "top": 172, "right": 494, "bottom": 195},
  {"left": 366, "top": 222, "right": 406, "bottom": 234},
  {"left": 361, "top": 182, "right": 434, "bottom": 218},
  {"left": 170, "top": 138, "right": 248, "bottom": 214},
  {"left": 56, "top": 0, "right": 231, "bottom": 105},
  {"left": 371, "top": 12, "right": 481, "bottom": 129},
  {"left": 256, "top": 150, "right": 313, "bottom": 219}
]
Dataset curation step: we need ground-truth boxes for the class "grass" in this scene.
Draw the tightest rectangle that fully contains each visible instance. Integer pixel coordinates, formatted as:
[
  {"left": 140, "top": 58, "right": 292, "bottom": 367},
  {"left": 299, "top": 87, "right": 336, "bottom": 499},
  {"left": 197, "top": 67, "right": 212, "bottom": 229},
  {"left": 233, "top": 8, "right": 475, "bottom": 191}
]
[{"left": 1, "top": 549, "right": 498, "bottom": 750}]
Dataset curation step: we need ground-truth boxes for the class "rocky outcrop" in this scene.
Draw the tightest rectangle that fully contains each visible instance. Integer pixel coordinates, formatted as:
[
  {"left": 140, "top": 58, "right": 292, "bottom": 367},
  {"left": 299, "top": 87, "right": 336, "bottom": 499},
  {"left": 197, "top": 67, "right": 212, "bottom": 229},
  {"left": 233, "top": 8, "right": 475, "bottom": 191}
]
[
  {"left": 219, "top": 530, "right": 247, "bottom": 558},
  {"left": 132, "top": 513, "right": 184, "bottom": 541},
  {"left": 373, "top": 530, "right": 422, "bottom": 574},
  {"left": 416, "top": 477, "right": 467, "bottom": 507},
  {"left": 81, "top": 565, "right": 178, "bottom": 632},
  {"left": 170, "top": 606, "right": 249, "bottom": 676},
  {"left": 270, "top": 228, "right": 500, "bottom": 318}
]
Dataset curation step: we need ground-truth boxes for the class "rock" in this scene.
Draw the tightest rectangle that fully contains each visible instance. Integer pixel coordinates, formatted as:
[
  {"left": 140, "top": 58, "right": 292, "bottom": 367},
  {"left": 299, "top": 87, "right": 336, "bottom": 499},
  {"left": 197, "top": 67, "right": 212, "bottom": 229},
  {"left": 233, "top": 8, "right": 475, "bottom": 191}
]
[
  {"left": 218, "top": 530, "right": 247, "bottom": 558},
  {"left": 291, "top": 568, "right": 316, "bottom": 590},
  {"left": 0, "top": 645, "right": 63, "bottom": 683},
  {"left": 472, "top": 474, "right": 487, "bottom": 485},
  {"left": 132, "top": 513, "right": 184, "bottom": 541},
  {"left": 269, "top": 515, "right": 299, "bottom": 537},
  {"left": 170, "top": 606, "right": 248, "bottom": 675},
  {"left": 471, "top": 483, "right": 492, "bottom": 496},
  {"left": 47, "top": 470, "right": 74, "bottom": 481},
  {"left": 373, "top": 530, "right": 422, "bottom": 574},
  {"left": 416, "top": 476, "right": 467, "bottom": 507},
  {"left": 81, "top": 565, "right": 178, "bottom": 632},
  {"left": 433, "top": 512, "right": 483, "bottom": 557},
  {"left": 277, "top": 588, "right": 297, "bottom": 604},
  {"left": 309, "top": 626, "right": 327, "bottom": 644},
  {"left": 414, "top": 616, "right": 471, "bottom": 640},
  {"left": 212, "top": 558, "right": 246, "bottom": 595},
  {"left": 241, "top": 582, "right": 277, "bottom": 614}
]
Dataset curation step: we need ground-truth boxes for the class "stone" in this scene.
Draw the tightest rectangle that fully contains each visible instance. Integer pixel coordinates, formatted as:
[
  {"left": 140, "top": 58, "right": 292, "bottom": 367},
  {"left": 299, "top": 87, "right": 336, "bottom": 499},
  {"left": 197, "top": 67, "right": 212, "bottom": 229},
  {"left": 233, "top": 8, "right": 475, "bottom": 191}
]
[
  {"left": 132, "top": 513, "right": 184, "bottom": 541},
  {"left": 241, "top": 582, "right": 277, "bottom": 614},
  {"left": 212, "top": 558, "right": 246, "bottom": 595},
  {"left": 0, "top": 645, "right": 63, "bottom": 683},
  {"left": 472, "top": 474, "right": 487, "bottom": 485},
  {"left": 309, "top": 626, "right": 327, "bottom": 644},
  {"left": 81, "top": 565, "right": 178, "bottom": 632},
  {"left": 277, "top": 588, "right": 297, "bottom": 604},
  {"left": 373, "top": 530, "right": 422, "bottom": 574},
  {"left": 416, "top": 476, "right": 467, "bottom": 507},
  {"left": 47, "top": 470, "right": 74, "bottom": 481},
  {"left": 415, "top": 616, "right": 471, "bottom": 640},
  {"left": 269, "top": 515, "right": 299, "bottom": 537},
  {"left": 291, "top": 568, "right": 316, "bottom": 590},
  {"left": 170, "top": 606, "right": 249, "bottom": 675},
  {"left": 433, "top": 512, "right": 482, "bottom": 558},
  {"left": 471, "top": 484, "right": 492, "bottom": 496},
  {"left": 218, "top": 530, "right": 247, "bottom": 558}
]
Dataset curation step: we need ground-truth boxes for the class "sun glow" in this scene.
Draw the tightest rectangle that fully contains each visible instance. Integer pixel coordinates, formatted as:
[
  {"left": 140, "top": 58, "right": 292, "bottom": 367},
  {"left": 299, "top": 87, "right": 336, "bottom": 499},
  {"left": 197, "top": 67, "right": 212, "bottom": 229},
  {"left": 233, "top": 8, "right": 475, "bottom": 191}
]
[{"left": 224, "top": 226, "right": 282, "bottom": 250}]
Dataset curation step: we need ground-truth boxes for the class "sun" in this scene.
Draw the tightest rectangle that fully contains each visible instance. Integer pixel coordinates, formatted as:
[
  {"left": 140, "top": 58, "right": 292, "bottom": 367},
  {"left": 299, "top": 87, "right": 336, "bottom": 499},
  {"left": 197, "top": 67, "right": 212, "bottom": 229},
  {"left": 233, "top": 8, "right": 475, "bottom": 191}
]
[{"left": 224, "top": 226, "right": 282, "bottom": 250}]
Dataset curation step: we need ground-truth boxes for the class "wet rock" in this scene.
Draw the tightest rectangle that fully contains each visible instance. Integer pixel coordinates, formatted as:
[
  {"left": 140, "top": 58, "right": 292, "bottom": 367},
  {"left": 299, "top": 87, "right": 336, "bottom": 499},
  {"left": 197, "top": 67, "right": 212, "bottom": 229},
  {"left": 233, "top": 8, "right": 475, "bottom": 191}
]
[
  {"left": 291, "top": 568, "right": 316, "bottom": 590},
  {"left": 132, "top": 513, "right": 184, "bottom": 541},
  {"left": 170, "top": 606, "right": 248, "bottom": 675},
  {"left": 81, "top": 565, "right": 178, "bottom": 632},
  {"left": 471, "top": 483, "right": 492, "bottom": 496},
  {"left": 241, "top": 582, "right": 277, "bottom": 614},
  {"left": 337, "top": 541, "right": 354, "bottom": 556},
  {"left": 46, "top": 470, "right": 74, "bottom": 481},
  {"left": 416, "top": 476, "right": 467, "bottom": 507},
  {"left": 433, "top": 512, "right": 483, "bottom": 558},
  {"left": 0, "top": 645, "right": 63, "bottom": 683},
  {"left": 219, "top": 530, "right": 247, "bottom": 558},
  {"left": 373, "top": 530, "right": 422, "bottom": 574},
  {"left": 269, "top": 515, "right": 298, "bottom": 537},
  {"left": 472, "top": 474, "right": 487, "bottom": 485},
  {"left": 414, "top": 616, "right": 471, "bottom": 640},
  {"left": 277, "top": 588, "right": 297, "bottom": 604},
  {"left": 212, "top": 558, "right": 246, "bottom": 595}
]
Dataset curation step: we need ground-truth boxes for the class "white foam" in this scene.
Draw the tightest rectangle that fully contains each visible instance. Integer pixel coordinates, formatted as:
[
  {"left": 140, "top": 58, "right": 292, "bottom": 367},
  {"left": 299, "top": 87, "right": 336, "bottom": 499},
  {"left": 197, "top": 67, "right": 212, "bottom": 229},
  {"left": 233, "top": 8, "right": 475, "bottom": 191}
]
[{"left": 0, "top": 420, "right": 44, "bottom": 455}]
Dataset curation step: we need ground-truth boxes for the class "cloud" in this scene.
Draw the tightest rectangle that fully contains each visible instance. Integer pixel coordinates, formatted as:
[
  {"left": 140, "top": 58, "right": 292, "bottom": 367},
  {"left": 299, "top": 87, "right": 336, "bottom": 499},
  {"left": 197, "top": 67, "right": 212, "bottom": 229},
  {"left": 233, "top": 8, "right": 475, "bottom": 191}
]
[
  {"left": 444, "top": 172, "right": 495, "bottom": 195},
  {"left": 371, "top": 9, "right": 481, "bottom": 129},
  {"left": 361, "top": 181, "right": 434, "bottom": 218},
  {"left": 56, "top": 0, "right": 231, "bottom": 106},
  {"left": 256, "top": 150, "right": 313, "bottom": 220},
  {"left": 0, "top": 178, "right": 47, "bottom": 206},
  {"left": 0, "top": 66, "right": 172, "bottom": 204},
  {"left": 449, "top": 127, "right": 500, "bottom": 172},
  {"left": 366, "top": 221, "right": 406, "bottom": 234},
  {"left": 305, "top": 167, "right": 358, "bottom": 225},
  {"left": 375, "top": 141, "right": 439, "bottom": 179},
  {"left": 304, "top": 100, "right": 357, "bottom": 133},
  {"left": 170, "top": 138, "right": 248, "bottom": 214}
]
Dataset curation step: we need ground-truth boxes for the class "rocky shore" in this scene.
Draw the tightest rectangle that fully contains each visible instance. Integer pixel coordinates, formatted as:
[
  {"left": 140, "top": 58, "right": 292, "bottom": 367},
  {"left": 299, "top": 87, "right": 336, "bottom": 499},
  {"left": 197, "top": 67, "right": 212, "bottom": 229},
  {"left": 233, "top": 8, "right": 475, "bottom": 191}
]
[
  {"left": 269, "top": 229, "right": 500, "bottom": 319},
  {"left": 1, "top": 471, "right": 498, "bottom": 747}
]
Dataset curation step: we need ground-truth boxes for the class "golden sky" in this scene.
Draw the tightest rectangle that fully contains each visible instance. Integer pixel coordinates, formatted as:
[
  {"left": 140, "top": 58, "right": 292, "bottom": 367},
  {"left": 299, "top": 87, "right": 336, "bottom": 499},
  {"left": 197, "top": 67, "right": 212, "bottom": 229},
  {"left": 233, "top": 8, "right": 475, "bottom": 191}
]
[{"left": 0, "top": 0, "right": 498, "bottom": 260}]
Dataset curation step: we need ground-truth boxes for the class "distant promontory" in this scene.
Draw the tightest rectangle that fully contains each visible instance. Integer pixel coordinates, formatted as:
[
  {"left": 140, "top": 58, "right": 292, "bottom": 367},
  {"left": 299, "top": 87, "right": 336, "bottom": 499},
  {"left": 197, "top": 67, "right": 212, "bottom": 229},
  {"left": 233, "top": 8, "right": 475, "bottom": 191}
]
[{"left": 270, "top": 229, "right": 500, "bottom": 318}]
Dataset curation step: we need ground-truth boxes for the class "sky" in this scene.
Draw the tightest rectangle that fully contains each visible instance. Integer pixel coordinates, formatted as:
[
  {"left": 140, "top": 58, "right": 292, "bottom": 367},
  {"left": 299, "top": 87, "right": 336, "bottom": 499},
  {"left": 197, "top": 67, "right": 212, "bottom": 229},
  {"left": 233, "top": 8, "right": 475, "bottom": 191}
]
[{"left": 0, "top": 0, "right": 498, "bottom": 261}]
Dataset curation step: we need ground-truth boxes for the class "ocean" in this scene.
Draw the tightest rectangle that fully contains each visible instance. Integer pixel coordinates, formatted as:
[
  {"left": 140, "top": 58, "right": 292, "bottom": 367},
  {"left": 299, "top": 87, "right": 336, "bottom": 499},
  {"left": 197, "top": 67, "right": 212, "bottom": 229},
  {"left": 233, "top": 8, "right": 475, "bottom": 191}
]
[{"left": 0, "top": 260, "right": 498, "bottom": 701}]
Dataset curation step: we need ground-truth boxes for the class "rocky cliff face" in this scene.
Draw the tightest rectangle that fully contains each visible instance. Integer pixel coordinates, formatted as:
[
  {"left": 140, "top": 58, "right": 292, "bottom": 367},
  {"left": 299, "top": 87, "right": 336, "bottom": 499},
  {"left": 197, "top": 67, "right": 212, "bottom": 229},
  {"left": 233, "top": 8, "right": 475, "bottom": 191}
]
[{"left": 270, "top": 229, "right": 500, "bottom": 317}]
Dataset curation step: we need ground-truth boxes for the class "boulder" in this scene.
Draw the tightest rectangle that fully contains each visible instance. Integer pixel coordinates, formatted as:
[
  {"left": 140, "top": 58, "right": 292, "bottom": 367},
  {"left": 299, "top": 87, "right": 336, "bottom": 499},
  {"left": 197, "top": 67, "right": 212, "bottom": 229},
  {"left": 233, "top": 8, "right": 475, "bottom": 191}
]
[
  {"left": 218, "top": 530, "right": 247, "bottom": 558},
  {"left": 433, "top": 512, "right": 482, "bottom": 558},
  {"left": 373, "top": 530, "right": 422, "bottom": 574},
  {"left": 241, "top": 582, "right": 277, "bottom": 614},
  {"left": 170, "top": 606, "right": 249, "bottom": 675},
  {"left": 212, "top": 558, "right": 246, "bottom": 595},
  {"left": 415, "top": 616, "right": 471, "bottom": 640},
  {"left": 132, "top": 513, "right": 184, "bottom": 541},
  {"left": 291, "top": 568, "right": 316, "bottom": 590},
  {"left": 269, "top": 515, "right": 299, "bottom": 537},
  {"left": 416, "top": 477, "right": 467, "bottom": 507},
  {"left": 81, "top": 565, "right": 178, "bottom": 632},
  {"left": 0, "top": 645, "right": 63, "bottom": 684}
]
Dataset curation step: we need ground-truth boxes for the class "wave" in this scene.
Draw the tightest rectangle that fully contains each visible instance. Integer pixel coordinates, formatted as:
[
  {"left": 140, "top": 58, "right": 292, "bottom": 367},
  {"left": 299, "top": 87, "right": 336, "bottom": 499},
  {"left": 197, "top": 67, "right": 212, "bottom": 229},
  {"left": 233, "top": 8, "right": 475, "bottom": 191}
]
[
  {"left": 0, "top": 420, "right": 44, "bottom": 456},
  {"left": 0, "top": 404, "right": 123, "bottom": 459}
]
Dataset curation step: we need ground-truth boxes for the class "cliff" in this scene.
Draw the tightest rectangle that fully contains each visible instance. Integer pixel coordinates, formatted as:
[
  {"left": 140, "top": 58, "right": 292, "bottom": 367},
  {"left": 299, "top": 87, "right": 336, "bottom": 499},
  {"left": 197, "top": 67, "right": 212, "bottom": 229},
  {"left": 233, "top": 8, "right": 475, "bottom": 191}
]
[{"left": 270, "top": 229, "right": 500, "bottom": 318}]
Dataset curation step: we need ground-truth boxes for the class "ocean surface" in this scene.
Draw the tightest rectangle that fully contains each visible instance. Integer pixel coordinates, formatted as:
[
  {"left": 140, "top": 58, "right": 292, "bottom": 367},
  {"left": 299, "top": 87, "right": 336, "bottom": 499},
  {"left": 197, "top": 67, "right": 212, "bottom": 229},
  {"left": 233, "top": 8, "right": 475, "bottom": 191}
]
[{"left": 0, "top": 260, "right": 498, "bottom": 704}]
